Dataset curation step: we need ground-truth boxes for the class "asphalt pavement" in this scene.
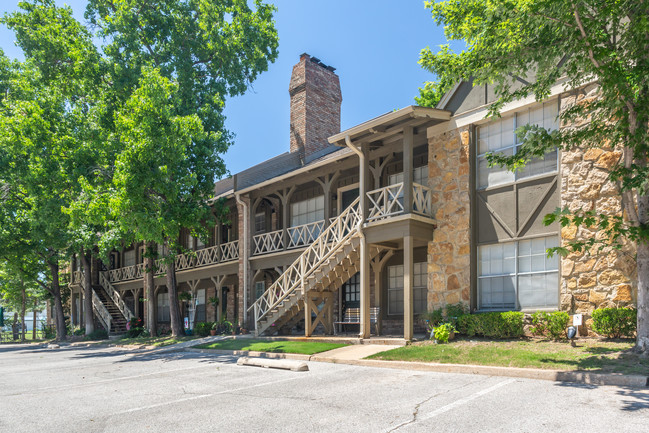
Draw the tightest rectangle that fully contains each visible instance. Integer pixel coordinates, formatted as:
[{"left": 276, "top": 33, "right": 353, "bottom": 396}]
[{"left": 1, "top": 343, "right": 647, "bottom": 432}]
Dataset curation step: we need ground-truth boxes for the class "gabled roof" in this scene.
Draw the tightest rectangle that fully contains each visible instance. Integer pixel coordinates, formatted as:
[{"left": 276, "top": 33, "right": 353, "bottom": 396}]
[{"left": 327, "top": 105, "right": 451, "bottom": 146}]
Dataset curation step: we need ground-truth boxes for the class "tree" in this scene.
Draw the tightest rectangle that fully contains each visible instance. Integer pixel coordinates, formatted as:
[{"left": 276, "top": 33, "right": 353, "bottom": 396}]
[
  {"left": 418, "top": 0, "right": 649, "bottom": 352},
  {"left": 86, "top": 0, "right": 278, "bottom": 336}
]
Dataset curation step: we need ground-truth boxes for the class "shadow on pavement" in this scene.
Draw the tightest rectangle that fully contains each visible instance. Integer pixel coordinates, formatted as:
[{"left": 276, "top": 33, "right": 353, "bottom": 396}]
[{"left": 554, "top": 381, "right": 649, "bottom": 412}]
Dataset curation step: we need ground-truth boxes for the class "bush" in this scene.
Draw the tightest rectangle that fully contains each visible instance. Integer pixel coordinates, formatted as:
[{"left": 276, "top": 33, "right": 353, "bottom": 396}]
[
  {"left": 420, "top": 309, "right": 444, "bottom": 330},
  {"left": 433, "top": 323, "right": 456, "bottom": 343},
  {"left": 592, "top": 307, "right": 636, "bottom": 338},
  {"left": 456, "top": 312, "right": 524, "bottom": 339},
  {"left": 530, "top": 311, "right": 570, "bottom": 339},
  {"left": 73, "top": 327, "right": 86, "bottom": 336},
  {"left": 194, "top": 321, "right": 214, "bottom": 337},
  {"left": 126, "top": 317, "right": 146, "bottom": 338},
  {"left": 84, "top": 328, "right": 108, "bottom": 340},
  {"left": 213, "top": 319, "right": 233, "bottom": 335},
  {"left": 41, "top": 324, "right": 56, "bottom": 340},
  {"left": 421, "top": 303, "right": 468, "bottom": 331}
]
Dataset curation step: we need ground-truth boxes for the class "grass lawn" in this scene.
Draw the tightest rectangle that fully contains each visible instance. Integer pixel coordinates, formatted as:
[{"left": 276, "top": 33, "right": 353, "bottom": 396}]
[
  {"left": 367, "top": 338, "right": 649, "bottom": 376},
  {"left": 195, "top": 339, "right": 348, "bottom": 355}
]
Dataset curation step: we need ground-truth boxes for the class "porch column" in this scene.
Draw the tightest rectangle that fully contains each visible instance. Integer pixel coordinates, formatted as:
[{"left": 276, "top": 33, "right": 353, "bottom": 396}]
[
  {"left": 404, "top": 235, "right": 414, "bottom": 340},
  {"left": 403, "top": 126, "right": 414, "bottom": 214},
  {"left": 359, "top": 142, "right": 371, "bottom": 339},
  {"left": 216, "top": 222, "right": 222, "bottom": 261}
]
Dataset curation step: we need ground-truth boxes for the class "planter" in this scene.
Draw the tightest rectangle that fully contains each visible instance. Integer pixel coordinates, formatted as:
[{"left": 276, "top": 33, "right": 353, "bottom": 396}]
[{"left": 210, "top": 330, "right": 217, "bottom": 336}]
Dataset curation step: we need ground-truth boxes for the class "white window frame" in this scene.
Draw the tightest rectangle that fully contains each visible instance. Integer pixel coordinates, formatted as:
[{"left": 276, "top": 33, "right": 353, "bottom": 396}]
[
  {"left": 477, "top": 100, "right": 560, "bottom": 190},
  {"left": 290, "top": 195, "right": 325, "bottom": 227},
  {"left": 157, "top": 292, "right": 170, "bottom": 322},
  {"left": 478, "top": 236, "right": 559, "bottom": 311},
  {"left": 387, "top": 262, "right": 426, "bottom": 315}
]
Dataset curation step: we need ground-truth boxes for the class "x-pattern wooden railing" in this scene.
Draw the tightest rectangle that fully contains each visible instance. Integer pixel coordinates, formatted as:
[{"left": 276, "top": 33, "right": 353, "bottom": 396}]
[
  {"left": 99, "top": 272, "right": 134, "bottom": 322},
  {"left": 367, "top": 182, "right": 405, "bottom": 221},
  {"left": 412, "top": 182, "right": 433, "bottom": 216},
  {"left": 105, "top": 240, "right": 239, "bottom": 283},
  {"left": 287, "top": 220, "right": 325, "bottom": 249},
  {"left": 249, "top": 197, "right": 361, "bottom": 327},
  {"left": 253, "top": 229, "right": 284, "bottom": 255}
]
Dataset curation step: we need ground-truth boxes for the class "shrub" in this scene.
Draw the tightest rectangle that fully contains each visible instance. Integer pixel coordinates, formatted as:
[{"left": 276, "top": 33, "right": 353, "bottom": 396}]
[
  {"left": 456, "top": 312, "right": 524, "bottom": 339},
  {"left": 420, "top": 309, "right": 444, "bottom": 330},
  {"left": 194, "top": 321, "right": 214, "bottom": 337},
  {"left": 433, "top": 323, "right": 456, "bottom": 343},
  {"left": 41, "top": 324, "right": 56, "bottom": 340},
  {"left": 530, "top": 311, "right": 570, "bottom": 339},
  {"left": 84, "top": 328, "right": 108, "bottom": 340},
  {"left": 213, "top": 319, "right": 233, "bottom": 335},
  {"left": 126, "top": 317, "right": 146, "bottom": 338},
  {"left": 592, "top": 307, "right": 636, "bottom": 338},
  {"left": 73, "top": 327, "right": 86, "bottom": 336}
]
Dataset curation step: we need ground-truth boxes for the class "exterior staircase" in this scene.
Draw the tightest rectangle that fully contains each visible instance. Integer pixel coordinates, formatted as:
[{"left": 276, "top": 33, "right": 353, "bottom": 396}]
[
  {"left": 94, "top": 286, "right": 128, "bottom": 334},
  {"left": 77, "top": 271, "right": 135, "bottom": 335},
  {"left": 249, "top": 198, "right": 380, "bottom": 336}
]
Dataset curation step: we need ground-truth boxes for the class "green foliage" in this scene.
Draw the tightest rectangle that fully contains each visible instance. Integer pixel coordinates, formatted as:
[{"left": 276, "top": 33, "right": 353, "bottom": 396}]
[
  {"left": 41, "top": 323, "right": 56, "bottom": 339},
  {"left": 421, "top": 303, "right": 468, "bottom": 331},
  {"left": 84, "top": 328, "right": 108, "bottom": 340},
  {"left": 592, "top": 307, "right": 637, "bottom": 339},
  {"left": 530, "top": 311, "right": 570, "bottom": 340},
  {"left": 213, "top": 319, "right": 233, "bottom": 335},
  {"left": 72, "top": 327, "right": 85, "bottom": 336},
  {"left": 193, "top": 321, "right": 214, "bottom": 337},
  {"left": 433, "top": 323, "right": 456, "bottom": 343},
  {"left": 125, "top": 317, "right": 146, "bottom": 338},
  {"left": 456, "top": 312, "right": 525, "bottom": 339}
]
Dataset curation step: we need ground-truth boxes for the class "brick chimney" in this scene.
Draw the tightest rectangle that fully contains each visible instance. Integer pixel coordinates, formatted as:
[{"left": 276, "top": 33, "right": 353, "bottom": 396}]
[{"left": 289, "top": 53, "right": 342, "bottom": 157}]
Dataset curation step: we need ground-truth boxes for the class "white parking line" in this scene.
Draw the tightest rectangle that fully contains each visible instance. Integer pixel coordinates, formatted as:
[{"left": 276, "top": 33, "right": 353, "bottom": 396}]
[
  {"left": 387, "top": 378, "right": 516, "bottom": 431},
  {"left": 116, "top": 376, "right": 305, "bottom": 415}
]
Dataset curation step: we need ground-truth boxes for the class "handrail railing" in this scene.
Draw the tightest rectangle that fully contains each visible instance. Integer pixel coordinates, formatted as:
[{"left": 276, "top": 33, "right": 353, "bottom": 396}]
[
  {"left": 253, "top": 229, "right": 284, "bottom": 255},
  {"left": 248, "top": 197, "right": 362, "bottom": 327},
  {"left": 412, "top": 182, "right": 432, "bottom": 216},
  {"left": 287, "top": 220, "right": 325, "bottom": 249},
  {"left": 367, "top": 182, "right": 404, "bottom": 221},
  {"left": 220, "top": 240, "right": 239, "bottom": 262},
  {"left": 91, "top": 288, "right": 111, "bottom": 332},
  {"left": 99, "top": 272, "right": 134, "bottom": 322}
]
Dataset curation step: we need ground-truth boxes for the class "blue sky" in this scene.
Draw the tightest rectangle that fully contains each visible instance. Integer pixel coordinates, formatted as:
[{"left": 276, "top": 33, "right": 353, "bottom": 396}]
[{"left": 0, "top": 1, "right": 449, "bottom": 175}]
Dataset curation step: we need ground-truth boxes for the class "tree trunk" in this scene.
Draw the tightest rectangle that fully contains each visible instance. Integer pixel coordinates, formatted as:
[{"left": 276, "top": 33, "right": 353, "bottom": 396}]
[
  {"left": 636, "top": 194, "right": 649, "bottom": 353},
  {"left": 48, "top": 261, "right": 66, "bottom": 341},
  {"left": 144, "top": 241, "right": 156, "bottom": 336},
  {"left": 33, "top": 299, "right": 37, "bottom": 340},
  {"left": 20, "top": 278, "right": 26, "bottom": 343},
  {"left": 165, "top": 241, "right": 184, "bottom": 337},
  {"left": 80, "top": 249, "right": 95, "bottom": 335}
]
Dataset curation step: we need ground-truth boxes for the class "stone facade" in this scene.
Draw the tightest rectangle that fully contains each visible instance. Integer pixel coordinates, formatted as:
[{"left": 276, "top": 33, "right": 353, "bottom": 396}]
[
  {"left": 427, "top": 126, "right": 472, "bottom": 311},
  {"left": 559, "top": 85, "right": 637, "bottom": 325},
  {"left": 289, "top": 53, "right": 342, "bottom": 157}
]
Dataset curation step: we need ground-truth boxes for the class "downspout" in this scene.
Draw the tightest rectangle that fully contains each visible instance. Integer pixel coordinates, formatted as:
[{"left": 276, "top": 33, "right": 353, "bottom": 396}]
[{"left": 235, "top": 192, "right": 248, "bottom": 328}]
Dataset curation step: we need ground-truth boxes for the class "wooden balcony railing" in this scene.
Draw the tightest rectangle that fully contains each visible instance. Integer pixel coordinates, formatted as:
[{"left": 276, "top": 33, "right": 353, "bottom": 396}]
[
  {"left": 366, "top": 182, "right": 433, "bottom": 221},
  {"left": 287, "top": 220, "right": 325, "bottom": 249},
  {"left": 105, "top": 240, "right": 239, "bottom": 283},
  {"left": 253, "top": 229, "right": 284, "bottom": 255}
]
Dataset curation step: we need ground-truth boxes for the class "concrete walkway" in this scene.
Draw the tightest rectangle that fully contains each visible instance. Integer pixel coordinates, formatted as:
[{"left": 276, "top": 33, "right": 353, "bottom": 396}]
[{"left": 311, "top": 344, "right": 402, "bottom": 361}]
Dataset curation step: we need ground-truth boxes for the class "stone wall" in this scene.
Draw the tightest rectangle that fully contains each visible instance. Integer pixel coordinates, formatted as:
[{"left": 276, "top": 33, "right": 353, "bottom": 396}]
[
  {"left": 427, "top": 126, "right": 472, "bottom": 311},
  {"left": 559, "top": 85, "right": 637, "bottom": 325}
]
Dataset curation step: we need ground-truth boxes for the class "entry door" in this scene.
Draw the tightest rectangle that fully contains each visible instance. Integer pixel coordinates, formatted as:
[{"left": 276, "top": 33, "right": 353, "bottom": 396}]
[
  {"left": 338, "top": 186, "right": 359, "bottom": 214},
  {"left": 342, "top": 273, "right": 361, "bottom": 309}
]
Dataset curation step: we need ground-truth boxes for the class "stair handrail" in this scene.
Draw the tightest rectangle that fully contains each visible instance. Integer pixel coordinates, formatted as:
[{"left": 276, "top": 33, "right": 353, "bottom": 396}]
[
  {"left": 91, "top": 286, "right": 112, "bottom": 332},
  {"left": 248, "top": 197, "right": 362, "bottom": 325},
  {"left": 99, "top": 272, "right": 135, "bottom": 322}
]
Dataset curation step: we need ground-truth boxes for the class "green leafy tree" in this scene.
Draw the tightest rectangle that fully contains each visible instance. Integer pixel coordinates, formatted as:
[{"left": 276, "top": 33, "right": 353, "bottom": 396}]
[
  {"left": 86, "top": 0, "right": 278, "bottom": 336},
  {"left": 419, "top": 0, "right": 649, "bottom": 352}
]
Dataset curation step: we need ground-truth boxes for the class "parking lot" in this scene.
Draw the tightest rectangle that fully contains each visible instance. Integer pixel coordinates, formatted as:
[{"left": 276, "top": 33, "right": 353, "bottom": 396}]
[{"left": 1, "top": 343, "right": 647, "bottom": 432}]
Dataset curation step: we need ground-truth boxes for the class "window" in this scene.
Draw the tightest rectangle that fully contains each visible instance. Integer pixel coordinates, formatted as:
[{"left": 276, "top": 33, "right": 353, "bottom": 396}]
[
  {"left": 157, "top": 292, "right": 170, "bottom": 322},
  {"left": 255, "top": 281, "right": 265, "bottom": 300},
  {"left": 195, "top": 289, "right": 206, "bottom": 322},
  {"left": 478, "top": 236, "right": 559, "bottom": 310},
  {"left": 254, "top": 212, "right": 266, "bottom": 234},
  {"left": 388, "top": 166, "right": 427, "bottom": 187},
  {"left": 291, "top": 196, "right": 324, "bottom": 227},
  {"left": 477, "top": 101, "right": 559, "bottom": 189},
  {"left": 124, "top": 250, "right": 136, "bottom": 267},
  {"left": 388, "top": 263, "right": 427, "bottom": 315}
]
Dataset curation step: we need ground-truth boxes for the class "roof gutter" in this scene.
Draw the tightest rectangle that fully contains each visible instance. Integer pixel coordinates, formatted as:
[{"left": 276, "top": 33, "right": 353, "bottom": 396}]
[{"left": 235, "top": 192, "right": 248, "bottom": 328}]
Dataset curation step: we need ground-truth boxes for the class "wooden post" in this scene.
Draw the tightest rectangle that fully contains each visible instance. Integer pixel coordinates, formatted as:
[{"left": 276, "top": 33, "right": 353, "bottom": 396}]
[
  {"left": 403, "top": 126, "right": 414, "bottom": 214},
  {"left": 404, "top": 235, "right": 414, "bottom": 341},
  {"left": 304, "top": 295, "right": 313, "bottom": 337}
]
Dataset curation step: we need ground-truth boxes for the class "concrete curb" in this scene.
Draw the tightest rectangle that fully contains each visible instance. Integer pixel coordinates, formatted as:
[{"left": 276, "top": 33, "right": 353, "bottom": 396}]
[
  {"left": 183, "top": 347, "right": 648, "bottom": 388},
  {"left": 237, "top": 356, "right": 309, "bottom": 372}
]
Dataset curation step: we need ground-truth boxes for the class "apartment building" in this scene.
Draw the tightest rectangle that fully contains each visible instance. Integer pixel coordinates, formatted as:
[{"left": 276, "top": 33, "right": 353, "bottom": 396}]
[{"left": 68, "top": 54, "right": 636, "bottom": 339}]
